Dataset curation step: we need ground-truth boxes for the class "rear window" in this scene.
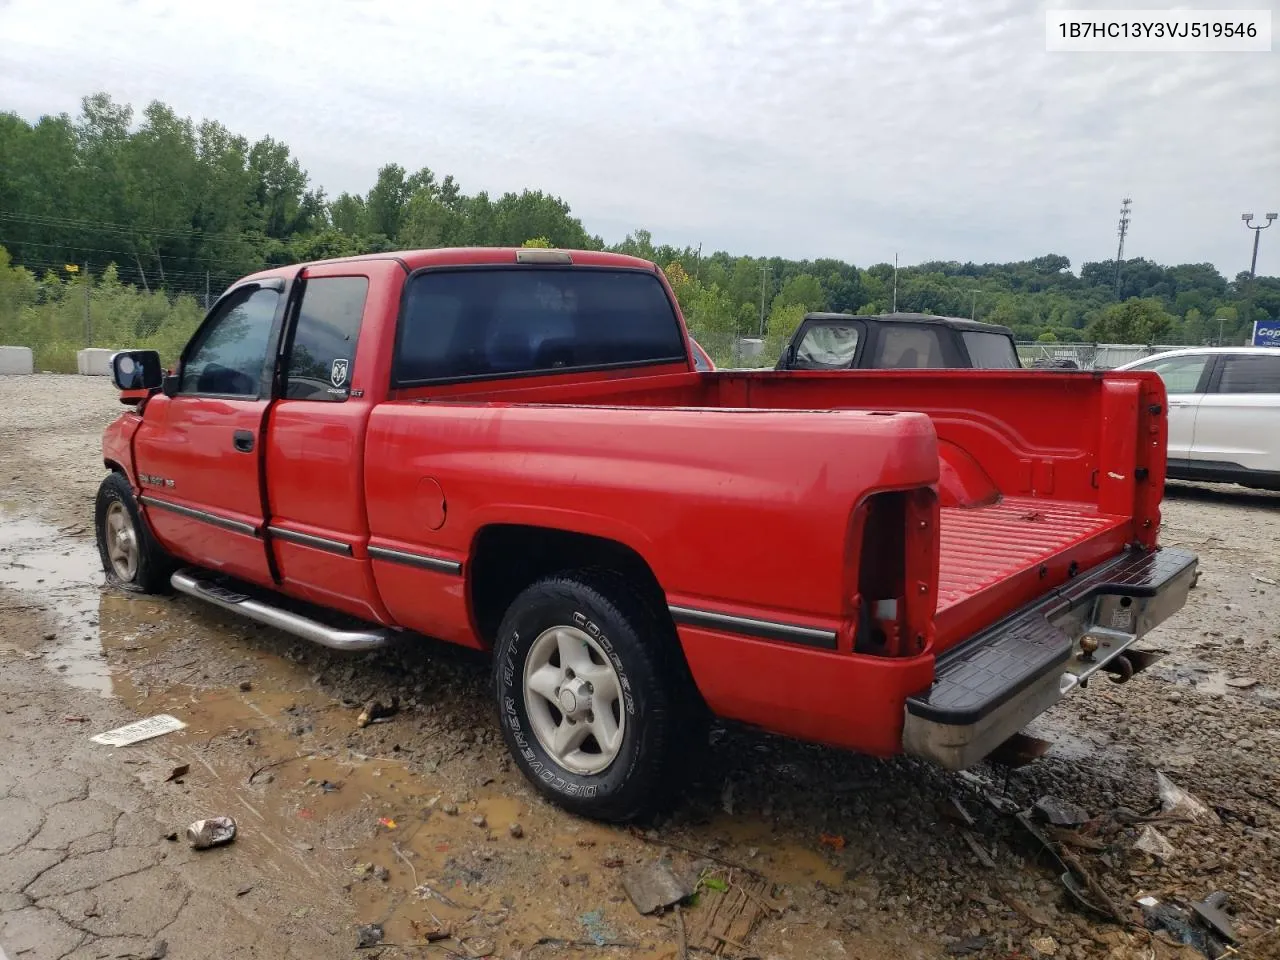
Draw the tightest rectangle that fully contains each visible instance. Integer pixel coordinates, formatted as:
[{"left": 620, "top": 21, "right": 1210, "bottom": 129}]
[
  {"left": 395, "top": 268, "right": 686, "bottom": 383},
  {"left": 962, "top": 331, "right": 1020, "bottom": 369},
  {"left": 873, "top": 325, "right": 946, "bottom": 369},
  {"left": 1218, "top": 354, "right": 1280, "bottom": 394}
]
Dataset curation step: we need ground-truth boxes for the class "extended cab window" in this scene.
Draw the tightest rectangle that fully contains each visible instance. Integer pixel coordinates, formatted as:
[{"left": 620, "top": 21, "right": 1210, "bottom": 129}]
[
  {"left": 962, "top": 331, "right": 1019, "bottom": 369},
  {"left": 794, "top": 323, "right": 861, "bottom": 368},
  {"left": 285, "top": 276, "right": 369, "bottom": 400},
  {"left": 1130, "top": 354, "right": 1209, "bottom": 394},
  {"left": 395, "top": 268, "right": 685, "bottom": 383},
  {"left": 1217, "top": 354, "right": 1280, "bottom": 394},
  {"left": 873, "top": 325, "right": 946, "bottom": 369},
  {"left": 180, "top": 286, "right": 279, "bottom": 396}
]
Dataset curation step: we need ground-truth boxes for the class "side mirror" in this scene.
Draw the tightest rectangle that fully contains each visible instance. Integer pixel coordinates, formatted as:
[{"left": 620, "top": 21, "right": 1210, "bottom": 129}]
[{"left": 111, "top": 350, "right": 163, "bottom": 391}]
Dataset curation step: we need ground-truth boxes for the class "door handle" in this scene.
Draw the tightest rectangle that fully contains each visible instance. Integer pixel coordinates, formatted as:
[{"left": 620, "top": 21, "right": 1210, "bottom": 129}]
[{"left": 233, "top": 430, "right": 255, "bottom": 453}]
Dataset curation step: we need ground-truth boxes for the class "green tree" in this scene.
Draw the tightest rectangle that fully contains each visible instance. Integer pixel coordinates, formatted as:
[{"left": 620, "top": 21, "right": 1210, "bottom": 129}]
[{"left": 1086, "top": 298, "right": 1175, "bottom": 343}]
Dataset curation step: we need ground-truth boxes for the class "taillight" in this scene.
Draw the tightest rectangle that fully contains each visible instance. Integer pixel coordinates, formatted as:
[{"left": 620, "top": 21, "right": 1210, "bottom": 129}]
[{"left": 843, "top": 488, "right": 938, "bottom": 656}]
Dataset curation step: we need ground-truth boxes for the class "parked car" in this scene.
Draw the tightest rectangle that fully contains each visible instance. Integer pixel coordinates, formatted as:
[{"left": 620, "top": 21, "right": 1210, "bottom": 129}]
[
  {"left": 775, "top": 312, "right": 1021, "bottom": 371},
  {"left": 1115, "top": 347, "right": 1280, "bottom": 491},
  {"left": 98, "top": 247, "right": 1195, "bottom": 821},
  {"left": 689, "top": 336, "right": 714, "bottom": 371}
]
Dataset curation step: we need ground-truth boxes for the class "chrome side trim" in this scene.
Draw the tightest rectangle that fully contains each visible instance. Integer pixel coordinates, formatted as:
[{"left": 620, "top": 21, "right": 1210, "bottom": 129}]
[
  {"left": 140, "top": 495, "right": 258, "bottom": 537},
  {"left": 668, "top": 604, "right": 838, "bottom": 650},
  {"left": 367, "top": 545, "right": 464, "bottom": 576},
  {"left": 268, "top": 526, "right": 353, "bottom": 557},
  {"left": 170, "top": 568, "right": 394, "bottom": 652}
]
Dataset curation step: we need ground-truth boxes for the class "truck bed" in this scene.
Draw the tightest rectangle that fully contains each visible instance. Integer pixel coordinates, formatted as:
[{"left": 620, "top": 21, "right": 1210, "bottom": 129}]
[{"left": 936, "top": 498, "right": 1131, "bottom": 644}]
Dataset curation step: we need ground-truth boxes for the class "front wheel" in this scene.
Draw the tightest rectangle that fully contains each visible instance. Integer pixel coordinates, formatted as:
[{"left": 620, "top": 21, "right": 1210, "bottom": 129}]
[
  {"left": 94, "top": 472, "right": 174, "bottom": 594},
  {"left": 493, "top": 571, "right": 683, "bottom": 822}
]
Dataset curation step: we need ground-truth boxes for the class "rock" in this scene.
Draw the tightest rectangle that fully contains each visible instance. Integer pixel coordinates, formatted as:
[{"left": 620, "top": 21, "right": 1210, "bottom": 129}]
[
  {"left": 1033, "top": 796, "right": 1091, "bottom": 827},
  {"left": 945, "top": 936, "right": 989, "bottom": 956},
  {"left": 373, "top": 865, "right": 390, "bottom": 882},
  {"left": 1236, "top": 738, "right": 1258, "bottom": 750},
  {"left": 146, "top": 941, "right": 168, "bottom": 960},
  {"left": 1030, "top": 935, "right": 1058, "bottom": 956},
  {"left": 508, "top": 822, "right": 524, "bottom": 839},
  {"left": 1226, "top": 677, "right": 1259, "bottom": 689},
  {"left": 442, "top": 803, "right": 459, "bottom": 816},
  {"left": 472, "top": 814, "right": 487, "bottom": 828},
  {"left": 355, "top": 924, "right": 384, "bottom": 949},
  {"left": 620, "top": 860, "right": 693, "bottom": 915}
]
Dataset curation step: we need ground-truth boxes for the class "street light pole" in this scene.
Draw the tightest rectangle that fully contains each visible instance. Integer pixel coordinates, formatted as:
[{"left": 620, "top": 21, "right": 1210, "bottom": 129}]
[{"left": 1242, "top": 212, "right": 1278, "bottom": 279}]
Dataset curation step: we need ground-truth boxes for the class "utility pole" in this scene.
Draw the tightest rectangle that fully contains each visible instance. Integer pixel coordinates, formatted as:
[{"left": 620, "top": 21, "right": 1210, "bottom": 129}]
[
  {"left": 892, "top": 253, "right": 899, "bottom": 313},
  {"left": 694, "top": 243, "right": 702, "bottom": 281},
  {"left": 205, "top": 271, "right": 211, "bottom": 310},
  {"left": 1114, "top": 198, "right": 1132, "bottom": 295},
  {"left": 1242, "top": 212, "right": 1277, "bottom": 278},
  {"left": 970, "top": 289, "right": 979, "bottom": 321},
  {"left": 758, "top": 260, "right": 769, "bottom": 337},
  {"left": 83, "top": 262, "right": 91, "bottom": 345}
]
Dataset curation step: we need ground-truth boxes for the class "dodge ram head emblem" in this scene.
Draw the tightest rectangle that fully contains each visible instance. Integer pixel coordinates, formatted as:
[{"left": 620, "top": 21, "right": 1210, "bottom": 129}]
[{"left": 330, "top": 358, "right": 349, "bottom": 388}]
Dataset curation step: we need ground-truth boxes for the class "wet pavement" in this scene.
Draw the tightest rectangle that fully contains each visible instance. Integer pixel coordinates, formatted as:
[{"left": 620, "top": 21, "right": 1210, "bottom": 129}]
[{"left": 2, "top": 375, "right": 1280, "bottom": 960}]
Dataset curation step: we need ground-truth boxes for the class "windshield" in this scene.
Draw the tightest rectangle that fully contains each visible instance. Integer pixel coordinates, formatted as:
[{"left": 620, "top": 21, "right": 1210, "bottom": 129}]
[{"left": 962, "top": 331, "right": 1020, "bottom": 369}]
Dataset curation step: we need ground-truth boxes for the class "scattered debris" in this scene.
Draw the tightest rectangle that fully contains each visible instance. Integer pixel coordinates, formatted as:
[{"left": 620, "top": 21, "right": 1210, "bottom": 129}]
[
  {"left": 944, "top": 935, "right": 989, "bottom": 956},
  {"left": 378, "top": 817, "right": 397, "bottom": 830},
  {"left": 90, "top": 714, "right": 186, "bottom": 747},
  {"left": 355, "top": 923, "right": 384, "bottom": 949},
  {"left": 1190, "top": 890, "right": 1236, "bottom": 944},
  {"left": 940, "top": 795, "right": 976, "bottom": 828},
  {"left": 1252, "top": 574, "right": 1276, "bottom": 585},
  {"left": 1156, "top": 771, "right": 1220, "bottom": 826},
  {"left": 508, "top": 822, "right": 524, "bottom": 838},
  {"left": 186, "top": 815, "right": 237, "bottom": 850},
  {"left": 1138, "top": 896, "right": 1228, "bottom": 959},
  {"left": 63, "top": 715, "right": 89, "bottom": 723},
  {"left": 164, "top": 763, "right": 190, "bottom": 783},
  {"left": 1133, "top": 824, "right": 1177, "bottom": 862},
  {"left": 1032, "top": 795, "right": 1091, "bottom": 827},
  {"left": 985, "top": 732, "right": 1053, "bottom": 769},
  {"left": 236, "top": 885, "right": 253, "bottom": 897},
  {"left": 1029, "top": 934, "right": 1058, "bottom": 956},
  {"left": 620, "top": 860, "right": 692, "bottom": 915},
  {"left": 578, "top": 909, "right": 616, "bottom": 946},
  {"left": 684, "top": 869, "right": 779, "bottom": 956},
  {"left": 356, "top": 697, "right": 399, "bottom": 728},
  {"left": 818, "top": 832, "right": 846, "bottom": 851},
  {"left": 163, "top": 832, "right": 178, "bottom": 842},
  {"left": 319, "top": 779, "right": 340, "bottom": 793},
  {"left": 961, "top": 830, "right": 996, "bottom": 868}
]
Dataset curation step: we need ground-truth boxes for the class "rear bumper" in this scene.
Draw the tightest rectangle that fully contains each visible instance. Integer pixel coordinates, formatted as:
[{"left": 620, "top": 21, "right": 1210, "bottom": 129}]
[{"left": 902, "top": 546, "right": 1198, "bottom": 770}]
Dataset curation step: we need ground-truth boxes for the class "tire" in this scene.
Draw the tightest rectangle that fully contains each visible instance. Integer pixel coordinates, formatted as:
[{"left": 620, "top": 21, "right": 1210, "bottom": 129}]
[
  {"left": 94, "top": 472, "right": 175, "bottom": 594},
  {"left": 493, "top": 570, "right": 685, "bottom": 822}
]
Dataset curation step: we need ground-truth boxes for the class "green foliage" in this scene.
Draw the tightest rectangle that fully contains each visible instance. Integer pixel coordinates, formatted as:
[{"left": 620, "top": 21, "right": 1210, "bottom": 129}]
[{"left": 1, "top": 90, "right": 1275, "bottom": 371}]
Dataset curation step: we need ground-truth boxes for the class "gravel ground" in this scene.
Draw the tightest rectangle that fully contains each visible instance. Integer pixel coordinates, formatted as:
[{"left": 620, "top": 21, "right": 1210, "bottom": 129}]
[{"left": 1, "top": 374, "right": 1278, "bottom": 960}]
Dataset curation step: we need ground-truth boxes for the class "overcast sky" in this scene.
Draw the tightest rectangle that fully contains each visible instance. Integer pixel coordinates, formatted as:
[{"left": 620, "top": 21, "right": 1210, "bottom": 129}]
[{"left": 1, "top": 0, "right": 1277, "bottom": 276}]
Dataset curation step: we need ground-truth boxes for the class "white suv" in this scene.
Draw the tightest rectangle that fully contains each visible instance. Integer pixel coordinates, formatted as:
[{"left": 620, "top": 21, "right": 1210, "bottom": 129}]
[{"left": 1116, "top": 347, "right": 1280, "bottom": 491}]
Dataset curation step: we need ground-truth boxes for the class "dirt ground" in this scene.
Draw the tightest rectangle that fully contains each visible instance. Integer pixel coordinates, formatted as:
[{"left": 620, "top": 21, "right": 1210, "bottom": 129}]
[{"left": 1, "top": 373, "right": 1278, "bottom": 960}]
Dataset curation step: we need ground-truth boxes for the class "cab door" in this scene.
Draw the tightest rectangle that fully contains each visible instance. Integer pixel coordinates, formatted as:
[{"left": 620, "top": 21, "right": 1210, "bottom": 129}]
[{"left": 132, "top": 280, "right": 288, "bottom": 585}]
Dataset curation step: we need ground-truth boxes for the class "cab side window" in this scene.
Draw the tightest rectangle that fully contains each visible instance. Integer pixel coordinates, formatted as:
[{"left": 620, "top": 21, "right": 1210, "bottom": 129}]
[
  {"left": 1217, "top": 354, "right": 1280, "bottom": 394},
  {"left": 874, "top": 325, "right": 946, "bottom": 369},
  {"left": 1131, "top": 354, "right": 1209, "bottom": 394},
  {"left": 285, "top": 277, "right": 370, "bottom": 401},
  {"left": 180, "top": 287, "right": 280, "bottom": 396}
]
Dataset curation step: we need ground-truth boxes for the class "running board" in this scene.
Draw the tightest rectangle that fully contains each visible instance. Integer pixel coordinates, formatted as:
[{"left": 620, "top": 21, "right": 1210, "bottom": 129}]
[{"left": 170, "top": 568, "right": 395, "bottom": 652}]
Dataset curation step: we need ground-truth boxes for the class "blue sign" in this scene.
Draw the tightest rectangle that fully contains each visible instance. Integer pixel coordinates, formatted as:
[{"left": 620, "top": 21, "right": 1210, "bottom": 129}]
[{"left": 1253, "top": 319, "right": 1280, "bottom": 347}]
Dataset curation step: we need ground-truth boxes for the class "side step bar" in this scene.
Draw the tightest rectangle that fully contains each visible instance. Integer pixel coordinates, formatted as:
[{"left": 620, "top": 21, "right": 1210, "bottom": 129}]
[{"left": 171, "top": 568, "right": 396, "bottom": 652}]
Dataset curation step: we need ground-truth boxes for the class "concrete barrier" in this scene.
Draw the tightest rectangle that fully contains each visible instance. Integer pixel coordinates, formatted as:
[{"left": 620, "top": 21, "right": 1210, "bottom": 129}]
[
  {"left": 0, "top": 346, "right": 35, "bottom": 375},
  {"left": 77, "top": 348, "right": 118, "bottom": 376}
]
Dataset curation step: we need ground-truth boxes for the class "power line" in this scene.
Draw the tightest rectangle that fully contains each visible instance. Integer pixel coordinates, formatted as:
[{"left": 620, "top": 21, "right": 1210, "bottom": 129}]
[
  {"left": 0, "top": 235, "right": 248, "bottom": 270},
  {"left": 0, "top": 211, "right": 277, "bottom": 247}
]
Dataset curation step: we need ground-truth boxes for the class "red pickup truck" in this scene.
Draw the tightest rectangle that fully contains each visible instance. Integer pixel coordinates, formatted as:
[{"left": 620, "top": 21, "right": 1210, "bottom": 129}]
[{"left": 98, "top": 247, "right": 1197, "bottom": 821}]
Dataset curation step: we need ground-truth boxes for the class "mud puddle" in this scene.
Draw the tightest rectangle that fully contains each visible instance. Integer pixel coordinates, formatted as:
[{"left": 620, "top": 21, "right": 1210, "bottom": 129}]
[{"left": 0, "top": 509, "right": 892, "bottom": 959}]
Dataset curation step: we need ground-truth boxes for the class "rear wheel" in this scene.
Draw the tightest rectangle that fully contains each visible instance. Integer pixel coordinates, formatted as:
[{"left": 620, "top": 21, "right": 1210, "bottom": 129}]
[
  {"left": 94, "top": 472, "right": 174, "bottom": 594},
  {"left": 493, "top": 571, "right": 684, "bottom": 822}
]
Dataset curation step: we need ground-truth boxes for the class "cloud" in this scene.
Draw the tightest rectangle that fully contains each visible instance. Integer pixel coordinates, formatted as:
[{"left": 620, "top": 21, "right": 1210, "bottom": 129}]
[{"left": 1, "top": 0, "right": 1276, "bottom": 275}]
